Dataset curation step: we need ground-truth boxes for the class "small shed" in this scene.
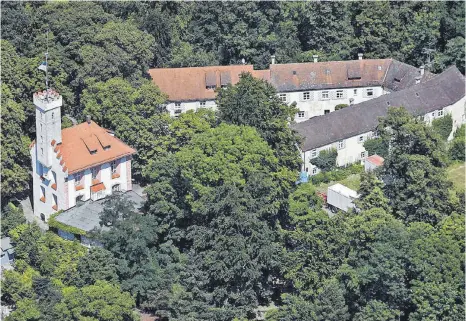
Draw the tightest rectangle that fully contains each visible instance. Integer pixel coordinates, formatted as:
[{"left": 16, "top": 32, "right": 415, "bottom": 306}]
[
  {"left": 327, "top": 183, "right": 359, "bottom": 213},
  {"left": 365, "top": 154, "right": 384, "bottom": 172}
]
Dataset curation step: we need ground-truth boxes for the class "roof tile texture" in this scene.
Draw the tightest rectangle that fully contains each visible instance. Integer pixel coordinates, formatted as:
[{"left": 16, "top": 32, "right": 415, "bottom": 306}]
[{"left": 58, "top": 121, "right": 136, "bottom": 174}]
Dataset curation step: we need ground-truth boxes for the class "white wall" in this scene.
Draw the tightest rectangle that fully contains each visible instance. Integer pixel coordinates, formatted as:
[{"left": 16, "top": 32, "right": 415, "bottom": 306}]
[
  {"left": 281, "top": 87, "right": 385, "bottom": 122},
  {"left": 166, "top": 100, "right": 217, "bottom": 117},
  {"left": 302, "top": 97, "right": 466, "bottom": 175}
]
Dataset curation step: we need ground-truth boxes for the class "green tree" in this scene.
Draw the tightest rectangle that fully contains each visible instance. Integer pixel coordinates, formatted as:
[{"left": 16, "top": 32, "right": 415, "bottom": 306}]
[
  {"left": 379, "top": 107, "right": 453, "bottom": 224},
  {"left": 82, "top": 77, "right": 169, "bottom": 178},
  {"left": 281, "top": 183, "right": 347, "bottom": 296},
  {"left": 5, "top": 298, "right": 41, "bottom": 321},
  {"left": 59, "top": 281, "right": 137, "bottom": 321},
  {"left": 363, "top": 137, "right": 388, "bottom": 158},
  {"left": 449, "top": 124, "right": 465, "bottom": 161},
  {"left": 74, "top": 248, "right": 119, "bottom": 287},
  {"left": 1, "top": 203, "right": 27, "bottom": 238},
  {"left": 10, "top": 223, "right": 43, "bottom": 269},
  {"left": 1, "top": 83, "right": 31, "bottom": 202},
  {"left": 312, "top": 148, "right": 337, "bottom": 172},
  {"left": 217, "top": 72, "right": 301, "bottom": 171},
  {"left": 432, "top": 113, "right": 453, "bottom": 141},
  {"left": 355, "top": 172, "right": 390, "bottom": 212},
  {"left": 353, "top": 300, "right": 400, "bottom": 321}
]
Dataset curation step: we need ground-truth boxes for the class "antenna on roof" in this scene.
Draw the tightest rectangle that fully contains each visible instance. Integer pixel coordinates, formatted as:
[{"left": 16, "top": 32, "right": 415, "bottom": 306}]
[
  {"left": 38, "top": 30, "right": 50, "bottom": 101},
  {"left": 422, "top": 47, "right": 436, "bottom": 71}
]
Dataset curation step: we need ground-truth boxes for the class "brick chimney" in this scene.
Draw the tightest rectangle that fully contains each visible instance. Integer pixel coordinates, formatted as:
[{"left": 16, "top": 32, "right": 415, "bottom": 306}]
[
  {"left": 358, "top": 53, "right": 363, "bottom": 60},
  {"left": 313, "top": 55, "right": 318, "bottom": 63}
]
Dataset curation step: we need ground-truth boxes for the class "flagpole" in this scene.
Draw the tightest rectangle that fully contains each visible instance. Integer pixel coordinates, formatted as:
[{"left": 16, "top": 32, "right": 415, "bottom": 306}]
[{"left": 45, "top": 30, "right": 49, "bottom": 101}]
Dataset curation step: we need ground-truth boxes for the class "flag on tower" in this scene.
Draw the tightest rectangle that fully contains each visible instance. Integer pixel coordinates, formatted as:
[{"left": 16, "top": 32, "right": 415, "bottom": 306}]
[{"left": 38, "top": 61, "right": 47, "bottom": 72}]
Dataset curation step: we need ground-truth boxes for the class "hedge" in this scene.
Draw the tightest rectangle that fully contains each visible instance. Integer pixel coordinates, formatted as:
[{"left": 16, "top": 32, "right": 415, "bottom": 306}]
[{"left": 48, "top": 212, "right": 87, "bottom": 236}]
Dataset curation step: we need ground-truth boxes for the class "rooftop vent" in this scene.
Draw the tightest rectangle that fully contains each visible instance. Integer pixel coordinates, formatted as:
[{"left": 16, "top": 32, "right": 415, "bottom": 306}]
[
  {"left": 386, "top": 101, "right": 390, "bottom": 106},
  {"left": 292, "top": 70, "right": 297, "bottom": 75},
  {"left": 313, "top": 55, "right": 318, "bottom": 63},
  {"left": 415, "top": 92, "right": 420, "bottom": 97}
]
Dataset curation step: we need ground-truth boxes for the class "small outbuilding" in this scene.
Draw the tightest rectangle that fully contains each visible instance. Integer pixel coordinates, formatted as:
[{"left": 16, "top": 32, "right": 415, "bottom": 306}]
[{"left": 365, "top": 154, "right": 384, "bottom": 172}]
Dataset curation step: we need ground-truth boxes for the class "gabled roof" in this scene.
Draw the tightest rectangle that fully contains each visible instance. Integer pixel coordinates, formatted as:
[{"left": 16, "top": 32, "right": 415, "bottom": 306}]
[
  {"left": 148, "top": 65, "right": 258, "bottom": 102},
  {"left": 383, "top": 60, "right": 435, "bottom": 92},
  {"left": 55, "top": 121, "right": 136, "bottom": 174},
  {"left": 269, "top": 59, "right": 392, "bottom": 92},
  {"left": 292, "top": 66, "right": 465, "bottom": 152}
]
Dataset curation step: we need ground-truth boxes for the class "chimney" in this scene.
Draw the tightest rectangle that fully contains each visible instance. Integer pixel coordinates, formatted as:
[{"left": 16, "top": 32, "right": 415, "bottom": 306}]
[
  {"left": 241, "top": 58, "right": 246, "bottom": 65},
  {"left": 86, "top": 115, "right": 91, "bottom": 124},
  {"left": 313, "top": 55, "right": 318, "bottom": 63},
  {"left": 358, "top": 53, "right": 363, "bottom": 60},
  {"left": 415, "top": 76, "right": 421, "bottom": 84},
  {"left": 420, "top": 65, "right": 425, "bottom": 76},
  {"left": 271, "top": 55, "right": 276, "bottom": 65}
]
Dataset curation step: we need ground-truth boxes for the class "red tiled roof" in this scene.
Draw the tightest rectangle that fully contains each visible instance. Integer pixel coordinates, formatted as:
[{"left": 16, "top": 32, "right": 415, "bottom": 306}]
[
  {"left": 148, "top": 65, "right": 260, "bottom": 101},
  {"left": 52, "top": 205, "right": 58, "bottom": 211},
  {"left": 59, "top": 121, "right": 136, "bottom": 174},
  {"left": 91, "top": 182, "right": 106, "bottom": 193},
  {"left": 75, "top": 185, "right": 84, "bottom": 191},
  {"left": 366, "top": 154, "right": 384, "bottom": 167},
  {"left": 40, "top": 196, "right": 46, "bottom": 203},
  {"left": 112, "top": 173, "right": 120, "bottom": 179},
  {"left": 51, "top": 183, "right": 57, "bottom": 190},
  {"left": 51, "top": 139, "right": 56, "bottom": 146}
]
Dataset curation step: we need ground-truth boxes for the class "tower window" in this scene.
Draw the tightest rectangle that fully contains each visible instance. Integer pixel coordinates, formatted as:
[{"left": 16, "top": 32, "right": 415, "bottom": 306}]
[
  {"left": 40, "top": 124, "right": 43, "bottom": 132},
  {"left": 41, "top": 148, "right": 44, "bottom": 155},
  {"left": 52, "top": 112, "right": 54, "bottom": 119}
]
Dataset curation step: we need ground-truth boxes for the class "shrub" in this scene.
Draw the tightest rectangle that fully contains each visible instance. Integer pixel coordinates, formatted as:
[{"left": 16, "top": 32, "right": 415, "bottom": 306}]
[
  {"left": 313, "top": 148, "right": 337, "bottom": 172},
  {"left": 432, "top": 114, "right": 453, "bottom": 141},
  {"left": 335, "top": 104, "right": 349, "bottom": 111},
  {"left": 449, "top": 124, "right": 465, "bottom": 161},
  {"left": 363, "top": 137, "right": 388, "bottom": 158}
]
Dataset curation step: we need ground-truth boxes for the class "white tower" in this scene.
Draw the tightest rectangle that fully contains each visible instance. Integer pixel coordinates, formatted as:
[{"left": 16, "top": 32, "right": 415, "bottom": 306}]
[{"left": 34, "top": 89, "right": 62, "bottom": 168}]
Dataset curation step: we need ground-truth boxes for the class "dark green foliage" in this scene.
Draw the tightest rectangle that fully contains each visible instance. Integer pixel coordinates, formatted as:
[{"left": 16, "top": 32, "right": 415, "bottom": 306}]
[
  {"left": 74, "top": 248, "right": 119, "bottom": 287},
  {"left": 379, "top": 107, "right": 453, "bottom": 225},
  {"left": 335, "top": 104, "right": 348, "bottom": 110},
  {"left": 1, "top": 203, "right": 27, "bottom": 238},
  {"left": 432, "top": 113, "right": 453, "bottom": 141},
  {"left": 449, "top": 124, "right": 465, "bottom": 161},
  {"left": 217, "top": 72, "right": 301, "bottom": 171},
  {"left": 363, "top": 137, "right": 389, "bottom": 158},
  {"left": 312, "top": 148, "right": 338, "bottom": 172},
  {"left": 355, "top": 172, "right": 390, "bottom": 212}
]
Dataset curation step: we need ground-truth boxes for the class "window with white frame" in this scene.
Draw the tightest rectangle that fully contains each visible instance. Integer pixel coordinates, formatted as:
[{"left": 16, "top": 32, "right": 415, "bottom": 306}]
[
  {"left": 74, "top": 172, "right": 82, "bottom": 186},
  {"left": 338, "top": 140, "right": 345, "bottom": 149},
  {"left": 41, "top": 148, "right": 44, "bottom": 155},
  {"left": 361, "top": 151, "right": 366, "bottom": 159},
  {"left": 174, "top": 102, "right": 182, "bottom": 108},
  {"left": 111, "top": 160, "right": 118, "bottom": 174},
  {"left": 298, "top": 111, "right": 305, "bottom": 118},
  {"left": 438, "top": 110, "right": 443, "bottom": 117},
  {"left": 199, "top": 101, "right": 206, "bottom": 108},
  {"left": 372, "top": 130, "right": 379, "bottom": 138},
  {"left": 311, "top": 149, "right": 317, "bottom": 158},
  {"left": 431, "top": 112, "right": 435, "bottom": 117},
  {"left": 354, "top": 89, "right": 357, "bottom": 96},
  {"left": 321, "top": 91, "right": 329, "bottom": 100},
  {"left": 365, "top": 88, "right": 374, "bottom": 97},
  {"left": 303, "top": 92, "right": 311, "bottom": 100},
  {"left": 312, "top": 168, "right": 317, "bottom": 174},
  {"left": 358, "top": 135, "right": 364, "bottom": 143},
  {"left": 324, "top": 110, "right": 330, "bottom": 114},
  {"left": 279, "top": 94, "right": 288, "bottom": 102},
  {"left": 336, "top": 90, "right": 344, "bottom": 99}
]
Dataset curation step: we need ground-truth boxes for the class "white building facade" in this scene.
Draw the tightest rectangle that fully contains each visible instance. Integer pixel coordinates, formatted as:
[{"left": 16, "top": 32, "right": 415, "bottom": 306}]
[
  {"left": 30, "top": 89, "right": 136, "bottom": 221},
  {"left": 294, "top": 66, "right": 466, "bottom": 175}
]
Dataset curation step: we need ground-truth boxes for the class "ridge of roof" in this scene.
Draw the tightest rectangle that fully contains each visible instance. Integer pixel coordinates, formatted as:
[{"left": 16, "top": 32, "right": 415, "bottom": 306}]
[
  {"left": 292, "top": 66, "right": 465, "bottom": 152},
  {"left": 57, "top": 121, "right": 136, "bottom": 174}
]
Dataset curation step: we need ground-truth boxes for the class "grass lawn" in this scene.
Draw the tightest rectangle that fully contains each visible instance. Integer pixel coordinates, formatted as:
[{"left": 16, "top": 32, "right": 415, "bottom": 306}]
[
  {"left": 315, "top": 173, "right": 361, "bottom": 194},
  {"left": 447, "top": 162, "right": 465, "bottom": 191}
]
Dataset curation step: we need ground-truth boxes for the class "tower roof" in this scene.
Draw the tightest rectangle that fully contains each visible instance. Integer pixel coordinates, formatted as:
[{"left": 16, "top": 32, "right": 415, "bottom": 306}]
[{"left": 32, "top": 121, "right": 136, "bottom": 174}]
